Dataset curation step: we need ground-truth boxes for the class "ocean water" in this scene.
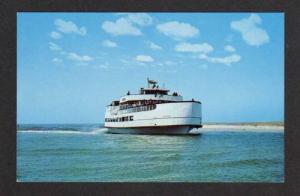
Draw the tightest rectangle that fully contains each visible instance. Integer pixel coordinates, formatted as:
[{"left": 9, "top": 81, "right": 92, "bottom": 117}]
[{"left": 17, "top": 124, "right": 284, "bottom": 182}]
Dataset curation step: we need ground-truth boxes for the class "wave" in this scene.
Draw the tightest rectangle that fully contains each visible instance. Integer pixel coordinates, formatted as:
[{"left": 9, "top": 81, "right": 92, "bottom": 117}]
[
  {"left": 210, "top": 158, "right": 282, "bottom": 168},
  {"left": 17, "top": 124, "right": 104, "bottom": 131},
  {"left": 17, "top": 128, "right": 108, "bottom": 135},
  {"left": 18, "top": 127, "right": 80, "bottom": 131},
  {"left": 90, "top": 128, "right": 109, "bottom": 134}
]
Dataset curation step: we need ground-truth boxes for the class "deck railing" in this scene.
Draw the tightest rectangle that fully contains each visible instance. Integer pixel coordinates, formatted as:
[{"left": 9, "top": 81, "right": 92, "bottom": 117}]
[{"left": 118, "top": 104, "right": 156, "bottom": 114}]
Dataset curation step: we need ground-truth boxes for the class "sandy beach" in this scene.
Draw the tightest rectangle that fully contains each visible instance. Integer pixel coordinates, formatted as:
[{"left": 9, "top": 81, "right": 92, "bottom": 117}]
[{"left": 194, "top": 124, "right": 284, "bottom": 133}]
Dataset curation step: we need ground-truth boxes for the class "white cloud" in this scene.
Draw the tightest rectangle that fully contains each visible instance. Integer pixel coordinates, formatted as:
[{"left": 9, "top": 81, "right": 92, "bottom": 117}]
[
  {"left": 102, "top": 18, "right": 142, "bottom": 36},
  {"left": 55, "top": 19, "right": 86, "bottom": 36},
  {"left": 231, "top": 14, "right": 270, "bottom": 46},
  {"left": 50, "top": 31, "right": 62, "bottom": 39},
  {"left": 93, "top": 62, "right": 109, "bottom": 69},
  {"left": 98, "top": 64, "right": 108, "bottom": 69},
  {"left": 60, "top": 51, "right": 67, "bottom": 56},
  {"left": 175, "top": 42, "right": 213, "bottom": 53},
  {"left": 101, "top": 13, "right": 153, "bottom": 36},
  {"left": 102, "top": 40, "right": 117, "bottom": 48},
  {"left": 164, "top": 61, "right": 176, "bottom": 66},
  {"left": 67, "top": 52, "right": 93, "bottom": 62},
  {"left": 149, "top": 42, "right": 162, "bottom": 50},
  {"left": 224, "top": 45, "right": 236, "bottom": 52},
  {"left": 52, "top": 58, "right": 62, "bottom": 64},
  {"left": 121, "top": 59, "right": 130, "bottom": 64},
  {"left": 127, "top": 13, "right": 153, "bottom": 26},
  {"left": 156, "top": 21, "right": 199, "bottom": 40},
  {"left": 199, "top": 54, "right": 241, "bottom": 66},
  {"left": 135, "top": 55, "right": 154, "bottom": 62},
  {"left": 48, "top": 42, "right": 62, "bottom": 51}
]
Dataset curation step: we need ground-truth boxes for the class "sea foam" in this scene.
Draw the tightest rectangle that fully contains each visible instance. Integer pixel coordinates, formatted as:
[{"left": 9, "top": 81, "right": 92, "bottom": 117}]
[{"left": 17, "top": 128, "right": 108, "bottom": 135}]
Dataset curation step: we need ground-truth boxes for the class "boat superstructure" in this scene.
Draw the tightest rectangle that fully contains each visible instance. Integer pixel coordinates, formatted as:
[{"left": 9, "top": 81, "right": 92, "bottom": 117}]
[{"left": 104, "top": 79, "right": 202, "bottom": 134}]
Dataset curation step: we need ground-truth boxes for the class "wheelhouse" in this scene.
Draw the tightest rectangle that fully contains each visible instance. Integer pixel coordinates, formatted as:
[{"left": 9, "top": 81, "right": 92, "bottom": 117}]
[{"left": 108, "top": 78, "right": 183, "bottom": 109}]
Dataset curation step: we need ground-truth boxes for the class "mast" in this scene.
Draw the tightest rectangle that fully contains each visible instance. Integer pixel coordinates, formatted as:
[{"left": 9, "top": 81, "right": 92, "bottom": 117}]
[{"left": 147, "top": 78, "right": 157, "bottom": 88}]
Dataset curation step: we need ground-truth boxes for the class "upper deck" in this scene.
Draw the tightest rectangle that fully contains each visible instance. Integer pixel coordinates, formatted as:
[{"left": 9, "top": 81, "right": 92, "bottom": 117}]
[
  {"left": 119, "top": 94, "right": 183, "bottom": 103},
  {"left": 109, "top": 78, "right": 184, "bottom": 105}
]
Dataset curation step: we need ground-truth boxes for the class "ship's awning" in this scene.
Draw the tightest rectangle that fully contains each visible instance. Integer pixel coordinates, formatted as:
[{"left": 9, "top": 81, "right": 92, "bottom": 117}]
[
  {"left": 142, "top": 88, "right": 169, "bottom": 92},
  {"left": 147, "top": 79, "right": 157, "bottom": 84},
  {"left": 119, "top": 94, "right": 183, "bottom": 103}
]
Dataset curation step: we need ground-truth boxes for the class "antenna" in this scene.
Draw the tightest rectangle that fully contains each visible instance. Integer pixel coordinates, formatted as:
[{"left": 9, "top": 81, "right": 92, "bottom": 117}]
[{"left": 147, "top": 77, "right": 149, "bottom": 88}]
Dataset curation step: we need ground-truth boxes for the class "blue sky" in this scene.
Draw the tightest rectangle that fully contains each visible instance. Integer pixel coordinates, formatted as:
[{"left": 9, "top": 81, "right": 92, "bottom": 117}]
[{"left": 17, "top": 13, "right": 284, "bottom": 124}]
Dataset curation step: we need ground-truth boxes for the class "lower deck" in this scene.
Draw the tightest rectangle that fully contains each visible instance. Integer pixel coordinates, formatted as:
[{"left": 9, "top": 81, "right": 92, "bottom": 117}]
[{"left": 104, "top": 101, "right": 202, "bottom": 129}]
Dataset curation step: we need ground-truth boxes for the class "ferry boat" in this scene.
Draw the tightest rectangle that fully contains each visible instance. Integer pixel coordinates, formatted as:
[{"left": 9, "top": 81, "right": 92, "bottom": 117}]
[{"left": 104, "top": 79, "right": 202, "bottom": 134}]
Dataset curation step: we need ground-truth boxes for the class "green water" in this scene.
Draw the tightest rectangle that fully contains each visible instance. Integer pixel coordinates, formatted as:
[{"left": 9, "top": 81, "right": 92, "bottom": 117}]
[{"left": 17, "top": 124, "right": 284, "bottom": 182}]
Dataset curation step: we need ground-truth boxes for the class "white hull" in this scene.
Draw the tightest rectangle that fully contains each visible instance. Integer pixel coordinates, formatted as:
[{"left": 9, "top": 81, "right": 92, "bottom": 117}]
[
  {"left": 104, "top": 102, "right": 202, "bottom": 135},
  {"left": 106, "top": 125, "right": 200, "bottom": 135}
]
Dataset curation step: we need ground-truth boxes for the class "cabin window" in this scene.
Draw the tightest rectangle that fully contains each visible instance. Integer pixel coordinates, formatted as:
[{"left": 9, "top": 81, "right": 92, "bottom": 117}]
[{"left": 117, "top": 104, "right": 157, "bottom": 114}]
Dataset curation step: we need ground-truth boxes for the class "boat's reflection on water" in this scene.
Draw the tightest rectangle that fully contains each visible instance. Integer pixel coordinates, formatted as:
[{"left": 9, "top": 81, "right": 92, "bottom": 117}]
[{"left": 104, "top": 128, "right": 202, "bottom": 153}]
